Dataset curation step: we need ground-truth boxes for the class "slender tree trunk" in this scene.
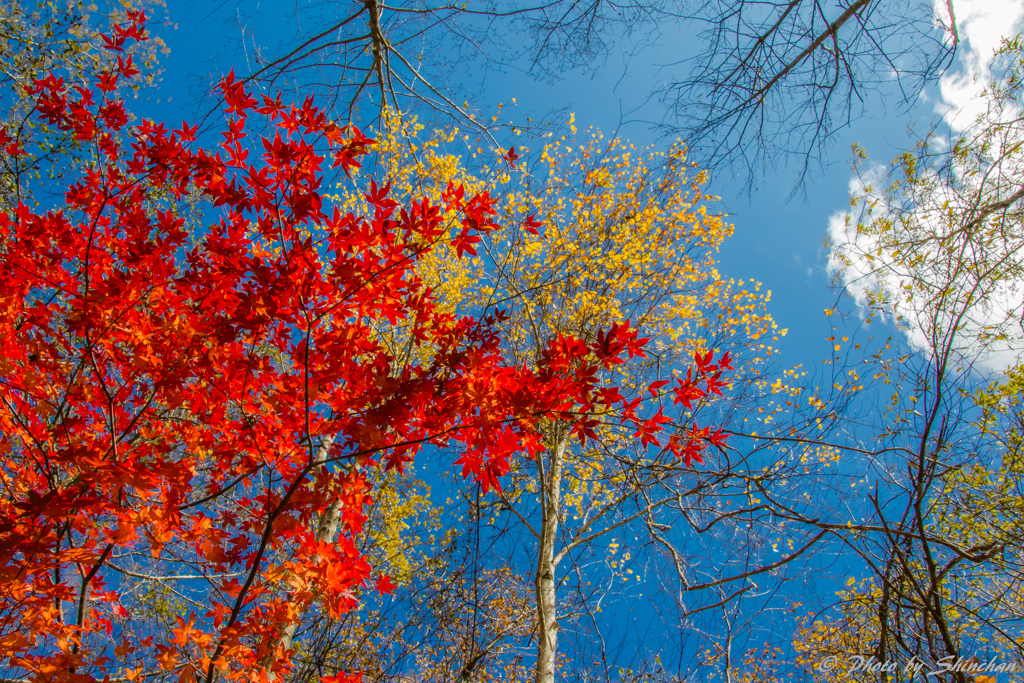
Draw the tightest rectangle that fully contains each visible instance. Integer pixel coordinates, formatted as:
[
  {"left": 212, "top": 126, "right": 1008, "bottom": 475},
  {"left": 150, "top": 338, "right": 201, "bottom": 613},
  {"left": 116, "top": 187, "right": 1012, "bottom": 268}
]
[
  {"left": 273, "top": 494, "right": 344, "bottom": 656},
  {"left": 534, "top": 428, "right": 567, "bottom": 683},
  {"left": 261, "top": 438, "right": 342, "bottom": 678}
]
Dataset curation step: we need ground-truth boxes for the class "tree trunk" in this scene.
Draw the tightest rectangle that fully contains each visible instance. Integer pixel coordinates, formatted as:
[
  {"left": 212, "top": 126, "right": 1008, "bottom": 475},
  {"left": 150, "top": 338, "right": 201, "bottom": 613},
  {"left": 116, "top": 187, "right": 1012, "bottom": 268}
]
[
  {"left": 262, "top": 438, "right": 342, "bottom": 679},
  {"left": 534, "top": 428, "right": 567, "bottom": 683}
]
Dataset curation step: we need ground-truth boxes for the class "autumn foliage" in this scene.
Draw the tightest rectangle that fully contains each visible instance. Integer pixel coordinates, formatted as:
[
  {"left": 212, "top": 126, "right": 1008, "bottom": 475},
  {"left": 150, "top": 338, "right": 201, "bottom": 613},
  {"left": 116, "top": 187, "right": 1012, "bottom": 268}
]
[{"left": 0, "top": 13, "right": 729, "bottom": 683}]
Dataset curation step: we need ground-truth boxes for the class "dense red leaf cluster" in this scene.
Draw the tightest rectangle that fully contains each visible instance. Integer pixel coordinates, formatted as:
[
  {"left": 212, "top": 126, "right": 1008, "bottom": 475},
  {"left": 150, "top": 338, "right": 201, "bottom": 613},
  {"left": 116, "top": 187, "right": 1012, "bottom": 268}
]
[{"left": 0, "top": 14, "right": 729, "bottom": 683}]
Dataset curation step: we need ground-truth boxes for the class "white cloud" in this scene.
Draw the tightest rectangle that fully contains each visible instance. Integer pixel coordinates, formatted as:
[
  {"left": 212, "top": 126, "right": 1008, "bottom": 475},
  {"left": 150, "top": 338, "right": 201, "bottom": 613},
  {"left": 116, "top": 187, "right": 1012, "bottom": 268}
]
[
  {"left": 826, "top": 164, "right": 935, "bottom": 359},
  {"left": 827, "top": 169, "right": 1024, "bottom": 372},
  {"left": 827, "top": 0, "right": 1024, "bottom": 374},
  {"left": 935, "top": 0, "right": 1024, "bottom": 130}
]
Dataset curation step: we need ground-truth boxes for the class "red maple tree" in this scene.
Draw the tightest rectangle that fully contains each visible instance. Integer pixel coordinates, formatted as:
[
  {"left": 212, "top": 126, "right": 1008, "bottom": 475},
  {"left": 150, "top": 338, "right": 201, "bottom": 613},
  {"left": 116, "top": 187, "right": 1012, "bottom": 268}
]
[{"left": 0, "top": 13, "right": 729, "bottom": 683}]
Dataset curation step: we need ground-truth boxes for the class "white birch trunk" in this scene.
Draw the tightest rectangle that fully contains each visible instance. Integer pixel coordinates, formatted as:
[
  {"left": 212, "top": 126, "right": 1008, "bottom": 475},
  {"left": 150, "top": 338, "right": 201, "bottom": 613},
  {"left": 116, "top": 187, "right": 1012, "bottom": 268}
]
[
  {"left": 534, "top": 429, "right": 567, "bottom": 683},
  {"left": 262, "top": 438, "right": 342, "bottom": 678}
]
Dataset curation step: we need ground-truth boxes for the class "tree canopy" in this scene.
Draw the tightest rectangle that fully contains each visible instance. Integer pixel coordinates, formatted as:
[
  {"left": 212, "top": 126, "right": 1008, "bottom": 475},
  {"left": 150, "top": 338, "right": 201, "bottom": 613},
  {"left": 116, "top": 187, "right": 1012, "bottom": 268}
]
[{"left": 3, "top": 3, "right": 1024, "bottom": 683}]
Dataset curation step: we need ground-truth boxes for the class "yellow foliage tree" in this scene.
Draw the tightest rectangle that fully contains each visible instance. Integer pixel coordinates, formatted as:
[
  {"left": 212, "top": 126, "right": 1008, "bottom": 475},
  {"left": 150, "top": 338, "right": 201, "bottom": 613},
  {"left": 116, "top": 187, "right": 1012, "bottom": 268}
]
[
  {"left": 330, "top": 111, "right": 786, "bottom": 682},
  {"left": 334, "top": 111, "right": 779, "bottom": 366}
]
